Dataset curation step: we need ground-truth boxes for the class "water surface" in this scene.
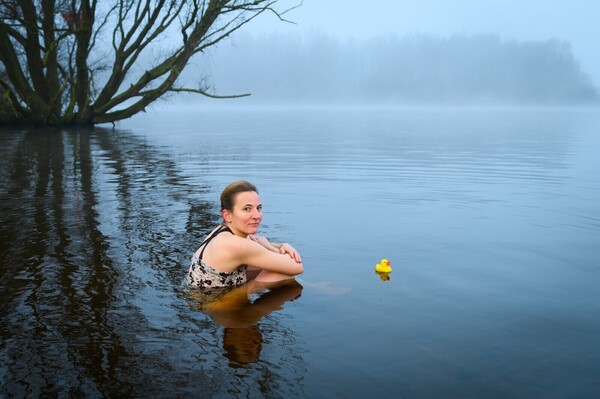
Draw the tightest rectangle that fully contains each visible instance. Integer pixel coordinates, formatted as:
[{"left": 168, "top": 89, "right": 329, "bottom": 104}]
[{"left": 1, "top": 105, "right": 599, "bottom": 397}]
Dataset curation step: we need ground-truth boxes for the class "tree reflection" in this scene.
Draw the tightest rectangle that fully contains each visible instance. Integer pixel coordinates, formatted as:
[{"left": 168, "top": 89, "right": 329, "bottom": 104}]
[
  {"left": 0, "top": 127, "right": 129, "bottom": 396},
  {"left": 0, "top": 126, "right": 307, "bottom": 398}
]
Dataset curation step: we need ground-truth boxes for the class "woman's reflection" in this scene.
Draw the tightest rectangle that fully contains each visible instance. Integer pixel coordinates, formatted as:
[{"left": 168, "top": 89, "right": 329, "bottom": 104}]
[{"left": 189, "top": 278, "right": 303, "bottom": 367}]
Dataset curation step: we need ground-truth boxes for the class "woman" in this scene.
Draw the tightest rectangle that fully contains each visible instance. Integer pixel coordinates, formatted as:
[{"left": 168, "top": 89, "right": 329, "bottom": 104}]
[{"left": 187, "top": 180, "right": 303, "bottom": 290}]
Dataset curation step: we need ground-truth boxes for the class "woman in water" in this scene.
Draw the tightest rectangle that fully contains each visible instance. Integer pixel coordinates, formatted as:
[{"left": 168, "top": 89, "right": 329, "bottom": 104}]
[{"left": 187, "top": 180, "right": 303, "bottom": 290}]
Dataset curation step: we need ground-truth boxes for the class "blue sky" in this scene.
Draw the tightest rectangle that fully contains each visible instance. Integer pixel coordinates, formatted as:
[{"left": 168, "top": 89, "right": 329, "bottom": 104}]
[{"left": 245, "top": 0, "right": 600, "bottom": 85}]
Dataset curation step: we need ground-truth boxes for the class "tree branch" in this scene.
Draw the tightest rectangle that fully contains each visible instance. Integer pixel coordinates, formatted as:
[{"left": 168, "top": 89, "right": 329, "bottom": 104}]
[
  {"left": 1, "top": 0, "right": 296, "bottom": 125},
  {"left": 169, "top": 86, "right": 250, "bottom": 99}
]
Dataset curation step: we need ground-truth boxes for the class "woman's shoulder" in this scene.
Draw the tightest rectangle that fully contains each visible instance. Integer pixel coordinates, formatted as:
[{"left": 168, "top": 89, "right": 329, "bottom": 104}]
[
  {"left": 203, "top": 229, "right": 239, "bottom": 251},
  {"left": 199, "top": 231, "right": 252, "bottom": 272},
  {"left": 214, "top": 232, "right": 253, "bottom": 250},
  {"left": 212, "top": 233, "right": 268, "bottom": 264}
]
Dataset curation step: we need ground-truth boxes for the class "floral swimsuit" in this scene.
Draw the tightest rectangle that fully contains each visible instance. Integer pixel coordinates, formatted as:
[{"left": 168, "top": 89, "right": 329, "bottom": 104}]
[{"left": 187, "top": 226, "right": 247, "bottom": 289}]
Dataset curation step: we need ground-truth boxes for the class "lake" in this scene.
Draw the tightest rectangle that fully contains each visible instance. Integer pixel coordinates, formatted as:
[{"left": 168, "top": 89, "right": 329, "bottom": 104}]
[{"left": 1, "top": 104, "right": 599, "bottom": 398}]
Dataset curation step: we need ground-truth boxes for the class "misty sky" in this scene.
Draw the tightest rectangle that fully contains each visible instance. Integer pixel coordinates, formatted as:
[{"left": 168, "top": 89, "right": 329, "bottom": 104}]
[{"left": 245, "top": 0, "right": 600, "bottom": 85}]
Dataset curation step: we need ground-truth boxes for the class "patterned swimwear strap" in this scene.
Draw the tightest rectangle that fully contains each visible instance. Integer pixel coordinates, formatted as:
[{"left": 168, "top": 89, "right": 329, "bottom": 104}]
[{"left": 198, "top": 225, "right": 233, "bottom": 260}]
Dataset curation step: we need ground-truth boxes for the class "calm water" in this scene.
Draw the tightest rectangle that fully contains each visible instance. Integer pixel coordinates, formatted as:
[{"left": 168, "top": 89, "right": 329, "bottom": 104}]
[{"left": 1, "top": 105, "right": 599, "bottom": 398}]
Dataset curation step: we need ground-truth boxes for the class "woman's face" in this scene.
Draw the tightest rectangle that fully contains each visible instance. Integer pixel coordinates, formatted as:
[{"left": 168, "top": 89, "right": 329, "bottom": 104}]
[{"left": 223, "top": 190, "right": 263, "bottom": 237}]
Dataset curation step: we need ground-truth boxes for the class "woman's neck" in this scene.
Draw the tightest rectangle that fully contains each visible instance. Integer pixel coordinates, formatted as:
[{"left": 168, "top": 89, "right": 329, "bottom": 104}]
[{"left": 223, "top": 222, "right": 248, "bottom": 238}]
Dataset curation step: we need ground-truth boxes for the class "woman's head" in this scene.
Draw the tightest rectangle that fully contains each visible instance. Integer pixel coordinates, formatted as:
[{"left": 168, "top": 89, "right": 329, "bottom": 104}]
[
  {"left": 220, "top": 180, "right": 262, "bottom": 236},
  {"left": 220, "top": 180, "right": 258, "bottom": 212}
]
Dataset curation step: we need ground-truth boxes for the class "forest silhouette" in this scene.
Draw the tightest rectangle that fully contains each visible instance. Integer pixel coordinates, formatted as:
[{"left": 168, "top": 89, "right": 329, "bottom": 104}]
[{"left": 190, "top": 32, "right": 598, "bottom": 105}]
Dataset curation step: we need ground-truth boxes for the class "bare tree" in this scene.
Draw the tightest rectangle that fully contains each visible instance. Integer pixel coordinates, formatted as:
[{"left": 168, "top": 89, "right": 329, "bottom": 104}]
[{"left": 0, "top": 0, "right": 297, "bottom": 125}]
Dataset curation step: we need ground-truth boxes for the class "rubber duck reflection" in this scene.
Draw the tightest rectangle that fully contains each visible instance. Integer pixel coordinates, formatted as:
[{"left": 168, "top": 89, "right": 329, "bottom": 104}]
[
  {"left": 189, "top": 279, "right": 303, "bottom": 367},
  {"left": 376, "top": 271, "right": 392, "bottom": 281}
]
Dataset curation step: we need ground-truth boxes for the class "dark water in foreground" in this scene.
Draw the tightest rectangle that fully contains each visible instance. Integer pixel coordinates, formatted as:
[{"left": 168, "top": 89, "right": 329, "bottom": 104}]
[{"left": 1, "top": 105, "right": 599, "bottom": 398}]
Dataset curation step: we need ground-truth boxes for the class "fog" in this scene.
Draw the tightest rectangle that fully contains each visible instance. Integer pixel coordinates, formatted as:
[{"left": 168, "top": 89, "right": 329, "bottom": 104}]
[
  {"left": 183, "top": 32, "right": 597, "bottom": 105},
  {"left": 175, "top": 0, "right": 600, "bottom": 106}
]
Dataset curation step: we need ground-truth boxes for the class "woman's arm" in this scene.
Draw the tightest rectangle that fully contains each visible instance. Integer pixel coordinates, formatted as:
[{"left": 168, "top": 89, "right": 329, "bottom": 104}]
[
  {"left": 248, "top": 235, "right": 302, "bottom": 263},
  {"left": 228, "top": 236, "right": 303, "bottom": 276},
  {"left": 247, "top": 235, "right": 279, "bottom": 252}
]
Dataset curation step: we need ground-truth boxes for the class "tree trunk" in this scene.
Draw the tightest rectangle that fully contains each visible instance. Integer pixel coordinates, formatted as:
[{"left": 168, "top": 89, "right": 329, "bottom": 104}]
[{"left": 0, "top": 0, "right": 292, "bottom": 126}]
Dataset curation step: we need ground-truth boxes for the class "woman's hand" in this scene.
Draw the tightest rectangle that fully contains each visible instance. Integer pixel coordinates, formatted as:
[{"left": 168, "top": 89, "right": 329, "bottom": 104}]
[{"left": 278, "top": 243, "right": 302, "bottom": 263}]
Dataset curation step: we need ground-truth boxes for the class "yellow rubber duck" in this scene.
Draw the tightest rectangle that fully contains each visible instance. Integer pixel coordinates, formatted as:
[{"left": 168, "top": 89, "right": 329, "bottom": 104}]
[{"left": 375, "top": 258, "right": 392, "bottom": 273}]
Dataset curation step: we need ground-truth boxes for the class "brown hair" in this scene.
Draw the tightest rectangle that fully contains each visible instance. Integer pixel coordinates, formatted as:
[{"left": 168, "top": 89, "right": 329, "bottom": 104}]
[{"left": 220, "top": 180, "right": 258, "bottom": 211}]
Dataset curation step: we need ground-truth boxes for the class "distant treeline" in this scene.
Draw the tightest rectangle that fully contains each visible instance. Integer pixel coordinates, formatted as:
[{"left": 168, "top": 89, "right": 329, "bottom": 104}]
[{"left": 187, "top": 32, "right": 598, "bottom": 104}]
